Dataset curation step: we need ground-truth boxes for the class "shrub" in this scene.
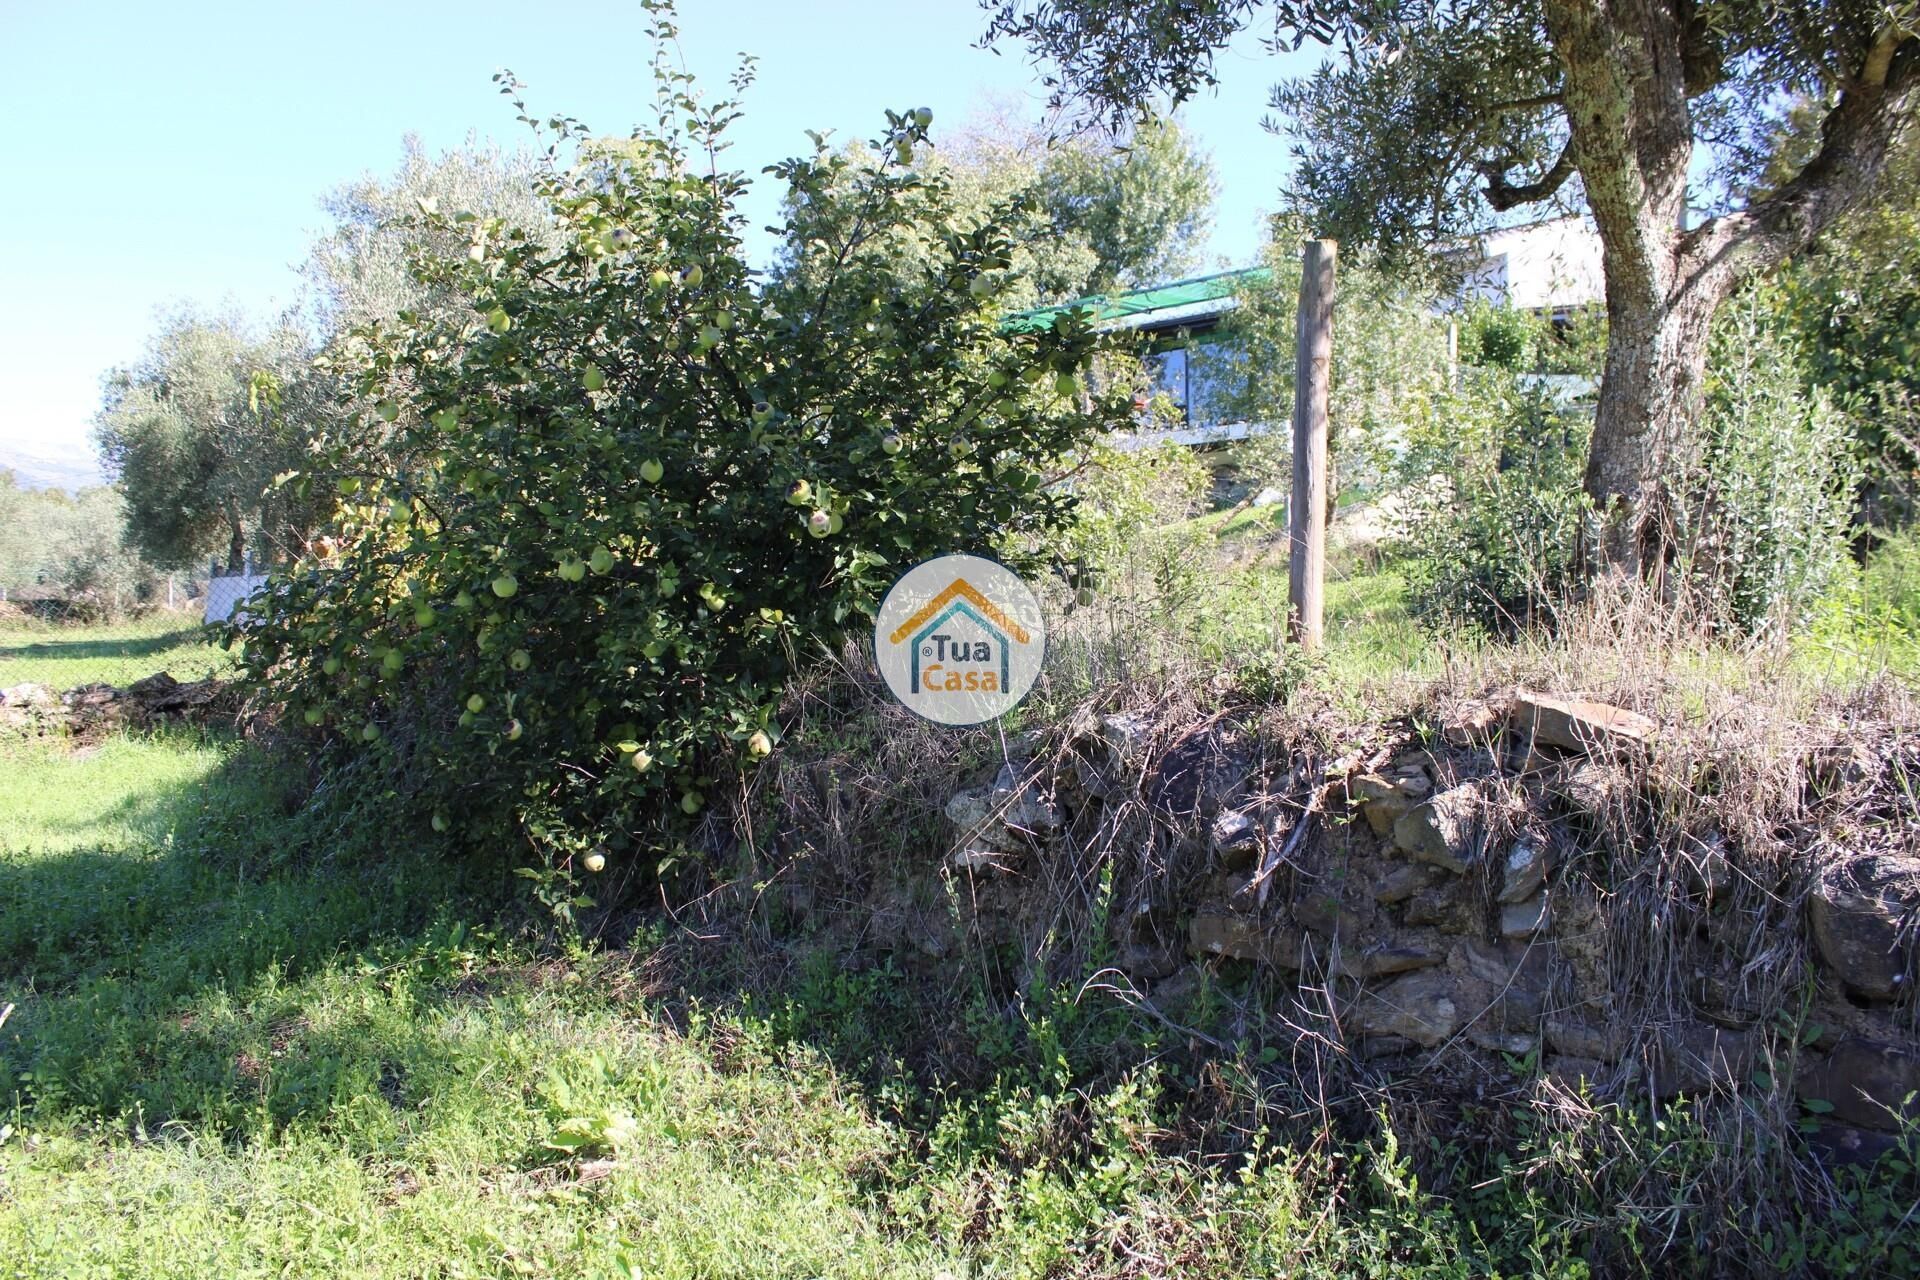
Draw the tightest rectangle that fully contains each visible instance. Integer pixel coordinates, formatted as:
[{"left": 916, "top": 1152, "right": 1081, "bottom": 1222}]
[
  {"left": 235, "top": 18, "right": 1126, "bottom": 884},
  {"left": 1679, "top": 285, "right": 1859, "bottom": 633},
  {"left": 1392, "top": 374, "right": 1591, "bottom": 634}
]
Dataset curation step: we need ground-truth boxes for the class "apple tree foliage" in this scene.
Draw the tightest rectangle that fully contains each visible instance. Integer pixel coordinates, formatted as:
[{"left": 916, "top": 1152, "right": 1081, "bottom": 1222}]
[{"left": 233, "top": 33, "right": 1129, "bottom": 879}]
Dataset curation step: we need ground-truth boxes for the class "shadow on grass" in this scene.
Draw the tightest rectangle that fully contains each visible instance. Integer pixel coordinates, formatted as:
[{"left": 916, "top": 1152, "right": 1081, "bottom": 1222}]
[
  {"left": 0, "top": 739, "right": 499, "bottom": 1135},
  {"left": 0, "top": 627, "right": 210, "bottom": 665}
]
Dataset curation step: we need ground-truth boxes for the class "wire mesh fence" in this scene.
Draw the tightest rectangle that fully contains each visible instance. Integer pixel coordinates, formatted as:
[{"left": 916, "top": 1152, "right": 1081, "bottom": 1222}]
[{"left": 0, "top": 605, "right": 235, "bottom": 695}]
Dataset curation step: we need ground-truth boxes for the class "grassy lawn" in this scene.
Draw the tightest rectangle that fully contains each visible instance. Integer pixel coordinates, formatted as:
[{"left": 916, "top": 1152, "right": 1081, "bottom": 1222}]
[
  {"left": 0, "top": 611, "right": 233, "bottom": 692},
  {"left": 0, "top": 730, "right": 1685, "bottom": 1279},
  {"left": 0, "top": 732, "right": 962, "bottom": 1278}
]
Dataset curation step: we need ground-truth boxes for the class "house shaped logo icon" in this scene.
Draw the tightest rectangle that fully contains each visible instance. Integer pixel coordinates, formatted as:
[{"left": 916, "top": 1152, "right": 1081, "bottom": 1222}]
[{"left": 874, "top": 555, "right": 1045, "bottom": 726}]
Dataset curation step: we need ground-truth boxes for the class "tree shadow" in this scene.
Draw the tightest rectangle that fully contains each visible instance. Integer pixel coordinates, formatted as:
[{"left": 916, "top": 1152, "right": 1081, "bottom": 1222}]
[
  {"left": 0, "top": 741, "right": 498, "bottom": 1136},
  {"left": 0, "top": 627, "right": 208, "bottom": 665}
]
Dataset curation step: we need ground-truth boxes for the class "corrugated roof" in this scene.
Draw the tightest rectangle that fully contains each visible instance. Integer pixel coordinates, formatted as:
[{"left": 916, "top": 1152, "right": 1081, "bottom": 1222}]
[{"left": 1001, "top": 266, "right": 1271, "bottom": 335}]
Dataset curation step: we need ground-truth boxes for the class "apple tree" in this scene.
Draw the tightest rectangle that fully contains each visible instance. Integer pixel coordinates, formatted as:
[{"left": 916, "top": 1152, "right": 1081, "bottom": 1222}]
[{"left": 233, "top": 21, "right": 1128, "bottom": 883}]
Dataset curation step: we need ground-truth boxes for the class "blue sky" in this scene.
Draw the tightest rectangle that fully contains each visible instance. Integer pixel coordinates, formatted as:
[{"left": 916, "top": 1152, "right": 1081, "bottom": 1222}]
[{"left": 0, "top": 1, "right": 1318, "bottom": 480}]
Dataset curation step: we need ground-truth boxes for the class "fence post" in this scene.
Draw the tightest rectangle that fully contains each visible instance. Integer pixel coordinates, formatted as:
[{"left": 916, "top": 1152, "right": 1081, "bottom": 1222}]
[{"left": 1289, "top": 238, "right": 1335, "bottom": 650}]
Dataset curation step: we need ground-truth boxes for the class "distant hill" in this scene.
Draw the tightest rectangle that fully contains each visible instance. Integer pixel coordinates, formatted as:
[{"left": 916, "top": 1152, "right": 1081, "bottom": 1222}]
[{"left": 0, "top": 443, "right": 105, "bottom": 493}]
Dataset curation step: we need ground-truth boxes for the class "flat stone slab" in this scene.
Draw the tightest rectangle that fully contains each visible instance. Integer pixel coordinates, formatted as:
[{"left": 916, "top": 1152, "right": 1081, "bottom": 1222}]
[{"left": 1509, "top": 692, "right": 1657, "bottom": 754}]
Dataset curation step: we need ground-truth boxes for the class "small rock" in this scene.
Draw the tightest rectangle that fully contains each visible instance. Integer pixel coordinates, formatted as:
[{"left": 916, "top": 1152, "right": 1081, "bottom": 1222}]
[
  {"left": 944, "top": 789, "right": 1018, "bottom": 854},
  {"left": 1795, "top": 1037, "right": 1920, "bottom": 1132},
  {"left": 0, "top": 682, "right": 58, "bottom": 709},
  {"left": 1468, "top": 1027, "right": 1538, "bottom": 1056},
  {"left": 1116, "top": 943, "right": 1181, "bottom": 981},
  {"left": 1497, "top": 840, "right": 1552, "bottom": 904},
  {"left": 1546, "top": 1018, "right": 1617, "bottom": 1062},
  {"left": 1392, "top": 783, "right": 1481, "bottom": 874},
  {"left": 1373, "top": 863, "right": 1437, "bottom": 904},
  {"left": 1509, "top": 692, "right": 1657, "bottom": 754},
  {"left": 1331, "top": 942, "right": 1447, "bottom": 979},
  {"left": 1500, "top": 892, "right": 1550, "bottom": 939},
  {"left": 1350, "top": 772, "right": 1428, "bottom": 837},
  {"left": 1446, "top": 938, "right": 1549, "bottom": 1028},
  {"left": 949, "top": 845, "right": 1014, "bottom": 874},
  {"left": 1541, "top": 1055, "right": 1611, "bottom": 1092},
  {"left": 1294, "top": 889, "right": 1361, "bottom": 939},
  {"left": 1211, "top": 809, "right": 1260, "bottom": 870},
  {"left": 1555, "top": 759, "right": 1619, "bottom": 818},
  {"left": 1650, "top": 1023, "right": 1754, "bottom": 1099},
  {"left": 1404, "top": 883, "right": 1481, "bottom": 934},
  {"left": 1808, "top": 852, "right": 1920, "bottom": 1001},
  {"left": 1349, "top": 969, "right": 1462, "bottom": 1048},
  {"left": 1251, "top": 486, "right": 1286, "bottom": 508},
  {"left": 1801, "top": 1120, "right": 1903, "bottom": 1168},
  {"left": 991, "top": 763, "right": 1063, "bottom": 837},
  {"left": 1188, "top": 909, "right": 1301, "bottom": 969},
  {"left": 1680, "top": 832, "right": 1732, "bottom": 897},
  {"left": 1442, "top": 700, "right": 1502, "bottom": 746}
]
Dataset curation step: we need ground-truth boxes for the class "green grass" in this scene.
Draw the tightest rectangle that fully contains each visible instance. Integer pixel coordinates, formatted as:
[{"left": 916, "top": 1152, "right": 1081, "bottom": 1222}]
[
  {"left": 3, "top": 726, "right": 1914, "bottom": 1276},
  {"left": 0, "top": 611, "right": 233, "bottom": 691}
]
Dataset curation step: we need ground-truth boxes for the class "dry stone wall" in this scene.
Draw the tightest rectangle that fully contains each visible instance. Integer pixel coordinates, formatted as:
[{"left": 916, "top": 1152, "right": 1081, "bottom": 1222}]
[{"left": 922, "top": 689, "right": 1920, "bottom": 1165}]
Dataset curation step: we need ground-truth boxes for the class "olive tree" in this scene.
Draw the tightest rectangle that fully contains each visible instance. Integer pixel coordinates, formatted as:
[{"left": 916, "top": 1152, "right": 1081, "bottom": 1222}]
[{"left": 986, "top": 0, "right": 1920, "bottom": 576}]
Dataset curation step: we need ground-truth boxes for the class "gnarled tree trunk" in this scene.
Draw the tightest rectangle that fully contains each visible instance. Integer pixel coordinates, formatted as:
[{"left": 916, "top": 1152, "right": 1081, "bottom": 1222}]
[{"left": 1540, "top": 0, "right": 1918, "bottom": 580}]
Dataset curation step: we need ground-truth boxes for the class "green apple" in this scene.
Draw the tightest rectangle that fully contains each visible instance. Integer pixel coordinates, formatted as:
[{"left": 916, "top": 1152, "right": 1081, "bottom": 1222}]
[
  {"left": 458, "top": 709, "right": 475, "bottom": 728},
  {"left": 413, "top": 603, "right": 435, "bottom": 627},
  {"left": 713, "top": 310, "right": 734, "bottom": 331},
  {"left": 969, "top": 275, "right": 993, "bottom": 299},
  {"left": 589, "top": 546, "right": 614, "bottom": 575},
  {"left": 584, "top": 851, "right": 607, "bottom": 873},
  {"left": 321, "top": 656, "right": 342, "bottom": 676},
  {"left": 679, "top": 791, "right": 703, "bottom": 815},
  {"left": 913, "top": 106, "right": 933, "bottom": 128},
  {"left": 751, "top": 400, "right": 772, "bottom": 421},
  {"left": 491, "top": 572, "right": 519, "bottom": 598},
  {"left": 466, "top": 693, "right": 487, "bottom": 714},
  {"left": 432, "top": 408, "right": 460, "bottom": 430},
  {"left": 1055, "top": 373, "right": 1079, "bottom": 396},
  {"left": 807, "top": 509, "right": 832, "bottom": 537},
  {"left": 949, "top": 437, "right": 970, "bottom": 459},
  {"left": 504, "top": 718, "right": 523, "bottom": 741},
  {"left": 382, "top": 651, "right": 405, "bottom": 675},
  {"left": 487, "top": 307, "right": 511, "bottom": 334},
  {"left": 453, "top": 590, "right": 474, "bottom": 609},
  {"left": 747, "top": 730, "right": 773, "bottom": 758},
  {"left": 786, "top": 478, "right": 812, "bottom": 505},
  {"left": 1022, "top": 364, "right": 1047, "bottom": 385},
  {"left": 881, "top": 433, "right": 903, "bottom": 455},
  {"left": 631, "top": 749, "right": 653, "bottom": 773},
  {"left": 640, "top": 459, "right": 664, "bottom": 484},
  {"left": 698, "top": 324, "right": 722, "bottom": 348},
  {"left": 827, "top": 511, "right": 844, "bottom": 535},
  {"left": 302, "top": 706, "right": 325, "bottom": 725},
  {"left": 582, "top": 364, "right": 606, "bottom": 391},
  {"left": 361, "top": 722, "right": 381, "bottom": 742},
  {"left": 509, "top": 648, "right": 532, "bottom": 671},
  {"left": 558, "top": 558, "right": 586, "bottom": 582},
  {"left": 431, "top": 813, "right": 450, "bottom": 833},
  {"left": 894, "top": 139, "right": 913, "bottom": 164},
  {"left": 681, "top": 264, "right": 704, "bottom": 288},
  {"left": 376, "top": 399, "right": 400, "bottom": 422},
  {"left": 338, "top": 476, "right": 362, "bottom": 495},
  {"left": 649, "top": 268, "right": 672, "bottom": 291},
  {"left": 987, "top": 369, "right": 1009, "bottom": 389}
]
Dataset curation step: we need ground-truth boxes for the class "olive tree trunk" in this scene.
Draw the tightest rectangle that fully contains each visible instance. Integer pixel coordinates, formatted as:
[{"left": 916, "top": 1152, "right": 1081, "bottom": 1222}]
[{"left": 1542, "top": 0, "right": 1919, "bottom": 580}]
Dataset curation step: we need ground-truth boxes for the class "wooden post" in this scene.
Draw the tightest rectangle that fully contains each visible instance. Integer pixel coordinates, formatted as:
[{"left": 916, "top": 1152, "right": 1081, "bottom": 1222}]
[{"left": 1289, "top": 239, "right": 1335, "bottom": 650}]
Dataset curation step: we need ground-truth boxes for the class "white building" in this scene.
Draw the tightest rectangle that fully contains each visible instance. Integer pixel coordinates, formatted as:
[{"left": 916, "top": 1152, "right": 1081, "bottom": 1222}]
[{"left": 1446, "top": 216, "right": 1606, "bottom": 316}]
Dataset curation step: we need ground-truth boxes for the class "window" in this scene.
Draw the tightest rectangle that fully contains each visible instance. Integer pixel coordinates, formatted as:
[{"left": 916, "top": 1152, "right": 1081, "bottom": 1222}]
[{"left": 1144, "top": 346, "right": 1189, "bottom": 423}]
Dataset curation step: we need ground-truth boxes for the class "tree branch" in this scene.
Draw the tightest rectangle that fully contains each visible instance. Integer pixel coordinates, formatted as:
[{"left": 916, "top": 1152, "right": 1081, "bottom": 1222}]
[
  {"left": 1480, "top": 141, "right": 1576, "bottom": 210},
  {"left": 1679, "top": 31, "right": 1920, "bottom": 301}
]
